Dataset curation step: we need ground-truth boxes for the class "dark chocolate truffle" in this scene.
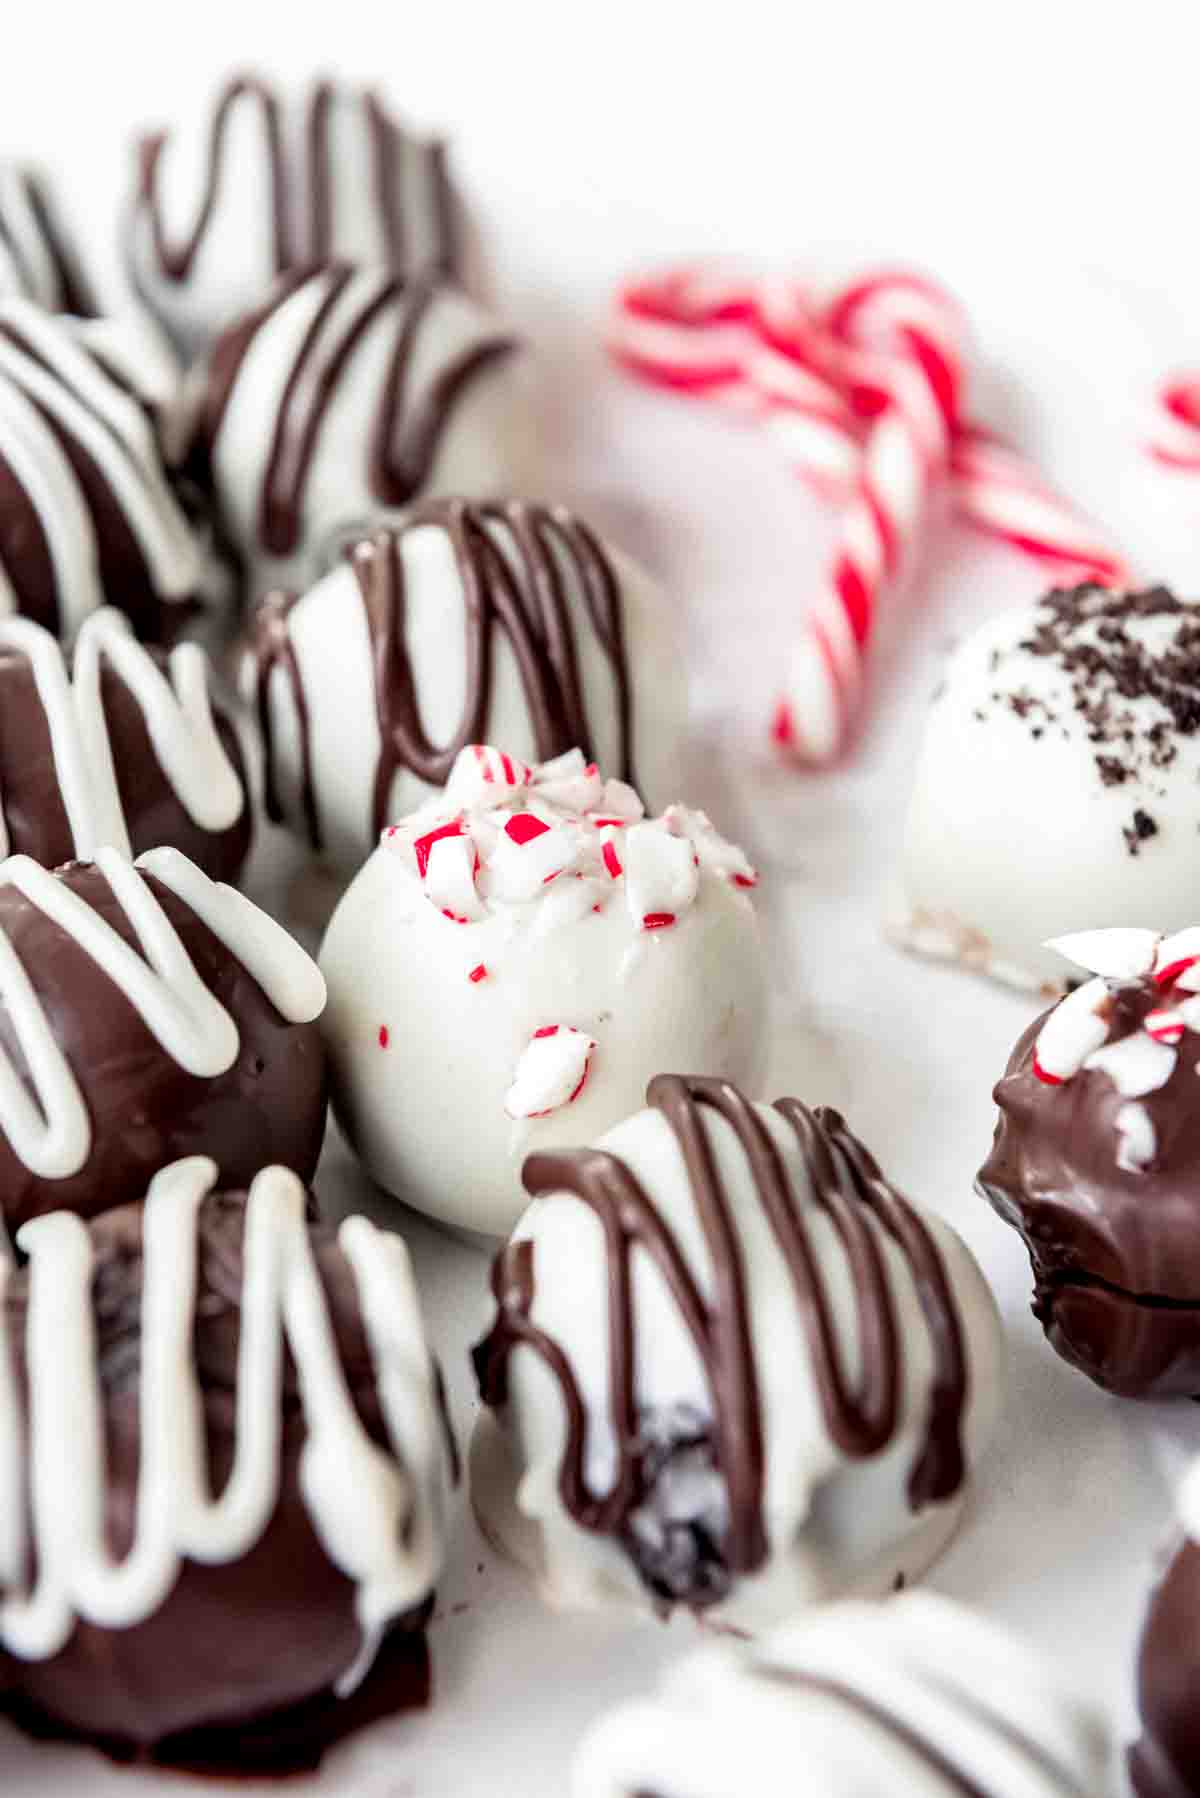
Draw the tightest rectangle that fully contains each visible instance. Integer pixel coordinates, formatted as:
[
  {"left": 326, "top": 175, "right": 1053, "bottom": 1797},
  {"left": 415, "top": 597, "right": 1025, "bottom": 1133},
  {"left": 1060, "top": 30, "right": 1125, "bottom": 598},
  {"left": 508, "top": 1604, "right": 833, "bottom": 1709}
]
[
  {"left": 0, "top": 1160, "right": 454, "bottom": 1770},
  {"left": 0, "top": 846, "right": 327, "bottom": 1232},
  {"left": 0, "top": 298, "right": 203, "bottom": 640},
  {"left": 0, "top": 608, "right": 250, "bottom": 882},
  {"left": 979, "top": 926, "right": 1200, "bottom": 1396}
]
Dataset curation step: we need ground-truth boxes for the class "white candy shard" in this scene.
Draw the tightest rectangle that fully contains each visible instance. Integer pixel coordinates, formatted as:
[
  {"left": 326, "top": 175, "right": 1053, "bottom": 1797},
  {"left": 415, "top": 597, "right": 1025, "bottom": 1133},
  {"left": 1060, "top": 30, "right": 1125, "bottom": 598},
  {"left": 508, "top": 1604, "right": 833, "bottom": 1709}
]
[
  {"left": 1045, "top": 928, "right": 1160, "bottom": 981},
  {"left": 534, "top": 762, "right": 605, "bottom": 814},
  {"left": 1033, "top": 977, "right": 1111, "bottom": 1080},
  {"left": 1157, "top": 927, "right": 1200, "bottom": 983},
  {"left": 595, "top": 779, "right": 645, "bottom": 824},
  {"left": 505, "top": 1026, "right": 596, "bottom": 1119},
  {"left": 1116, "top": 1102, "right": 1157, "bottom": 1172},
  {"left": 665, "top": 804, "right": 759, "bottom": 887},
  {"left": 624, "top": 823, "right": 699, "bottom": 930},
  {"left": 486, "top": 816, "right": 576, "bottom": 902},
  {"left": 1085, "top": 1032, "right": 1177, "bottom": 1098},
  {"left": 424, "top": 833, "right": 484, "bottom": 923},
  {"left": 445, "top": 744, "right": 532, "bottom": 808}
]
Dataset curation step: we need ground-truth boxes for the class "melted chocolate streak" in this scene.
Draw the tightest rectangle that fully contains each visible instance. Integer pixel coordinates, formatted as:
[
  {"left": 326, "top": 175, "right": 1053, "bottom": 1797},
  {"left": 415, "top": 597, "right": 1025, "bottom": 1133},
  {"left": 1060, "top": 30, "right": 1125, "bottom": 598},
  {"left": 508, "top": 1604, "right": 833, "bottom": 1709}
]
[
  {"left": 0, "top": 174, "right": 92, "bottom": 316},
  {"left": 135, "top": 75, "right": 459, "bottom": 290},
  {"left": 254, "top": 500, "right": 633, "bottom": 851},
  {"left": 206, "top": 263, "right": 516, "bottom": 559},
  {"left": 474, "top": 1077, "right": 968, "bottom": 1582}
]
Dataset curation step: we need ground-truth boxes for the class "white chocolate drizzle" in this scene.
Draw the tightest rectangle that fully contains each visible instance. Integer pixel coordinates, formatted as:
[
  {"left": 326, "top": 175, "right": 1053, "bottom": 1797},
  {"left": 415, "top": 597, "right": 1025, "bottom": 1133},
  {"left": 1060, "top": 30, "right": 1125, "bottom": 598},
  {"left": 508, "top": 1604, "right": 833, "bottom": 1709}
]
[
  {"left": 0, "top": 608, "right": 244, "bottom": 861},
  {"left": 0, "top": 847, "right": 325, "bottom": 1179},
  {"left": 0, "top": 1156, "right": 450, "bottom": 1677}
]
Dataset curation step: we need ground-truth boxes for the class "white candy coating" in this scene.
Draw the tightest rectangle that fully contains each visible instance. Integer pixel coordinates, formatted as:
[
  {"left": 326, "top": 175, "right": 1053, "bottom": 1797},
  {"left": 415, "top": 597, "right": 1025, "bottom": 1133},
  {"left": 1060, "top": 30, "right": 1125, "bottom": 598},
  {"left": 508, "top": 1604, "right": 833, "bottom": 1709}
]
[
  {"left": 318, "top": 749, "right": 768, "bottom": 1237},
  {"left": 893, "top": 588, "right": 1200, "bottom": 992},
  {"left": 470, "top": 1091, "right": 1003, "bottom": 1631},
  {"left": 205, "top": 264, "right": 536, "bottom": 600},
  {"left": 0, "top": 1156, "right": 452, "bottom": 1684},
  {"left": 251, "top": 503, "right": 687, "bottom": 872},
  {"left": 125, "top": 75, "right": 466, "bottom": 360},
  {"left": 571, "top": 1594, "right": 1112, "bottom": 1797},
  {"left": 0, "top": 164, "right": 92, "bottom": 314}
]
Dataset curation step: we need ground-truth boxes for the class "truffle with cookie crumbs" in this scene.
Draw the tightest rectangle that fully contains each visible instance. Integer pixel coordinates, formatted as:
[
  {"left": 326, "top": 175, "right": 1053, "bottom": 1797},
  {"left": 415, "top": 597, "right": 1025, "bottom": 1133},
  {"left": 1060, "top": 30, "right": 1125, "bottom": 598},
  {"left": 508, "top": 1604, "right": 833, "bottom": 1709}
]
[{"left": 894, "top": 584, "right": 1200, "bottom": 991}]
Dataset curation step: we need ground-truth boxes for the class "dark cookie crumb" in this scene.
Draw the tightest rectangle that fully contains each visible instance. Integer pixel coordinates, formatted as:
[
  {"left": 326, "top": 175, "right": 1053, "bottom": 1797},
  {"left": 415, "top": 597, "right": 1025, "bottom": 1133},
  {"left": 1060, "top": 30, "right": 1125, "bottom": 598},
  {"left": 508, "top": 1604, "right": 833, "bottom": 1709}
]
[
  {"left": 619, "top": 1405, "right": 732, "bottom": 1611},
  {"left": 1124, "top": 809, "right": 1160, "bottom": 856}
]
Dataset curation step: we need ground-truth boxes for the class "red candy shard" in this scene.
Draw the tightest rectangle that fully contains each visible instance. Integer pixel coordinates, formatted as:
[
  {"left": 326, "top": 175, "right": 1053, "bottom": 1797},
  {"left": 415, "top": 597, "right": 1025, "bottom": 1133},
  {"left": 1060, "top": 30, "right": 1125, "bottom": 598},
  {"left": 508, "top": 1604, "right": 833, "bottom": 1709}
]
[
  {"left": 378, "top": 1025, "right": 390, "bottom": 1049},
  {"left": 642, "top": 912, "right": 676, "bottom": 931},
  {"left": 771, "top": 699, "right": 796, "bottom": 747},
  {"left": 1155, "top": 956, "right": 1200, "bottom": 988},
  {"left": 1032, "top": 1052, "right": 1062, "bottom": 1086},
  {"left": 505, "top": 813, "right": 552, "bottom": 846},
  {"left": 734, "top": 871, "right": 759, "bottom": 889},
  {"left": 415, "top": 818, "right": 465, "bottom": 878},
  {"left": 602, "top": 841, "right": 623, "bottom": 879},
  {"left": 468, "top": 964, "right": 488, "bottom": 983},
  {"left": 533, "top": 1024, "right": 559, "bottom": 1039}
]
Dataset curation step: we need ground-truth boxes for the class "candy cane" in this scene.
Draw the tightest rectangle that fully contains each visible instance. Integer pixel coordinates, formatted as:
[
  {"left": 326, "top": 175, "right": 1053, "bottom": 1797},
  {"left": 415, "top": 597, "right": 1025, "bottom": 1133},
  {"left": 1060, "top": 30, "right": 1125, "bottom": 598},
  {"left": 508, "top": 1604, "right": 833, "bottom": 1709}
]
[
  {"left": 1148, "top": 373, "right": 1200, "bottom": 472},
  {"left": 609, "top": 265, "right": 1132, "bottom": 762}
]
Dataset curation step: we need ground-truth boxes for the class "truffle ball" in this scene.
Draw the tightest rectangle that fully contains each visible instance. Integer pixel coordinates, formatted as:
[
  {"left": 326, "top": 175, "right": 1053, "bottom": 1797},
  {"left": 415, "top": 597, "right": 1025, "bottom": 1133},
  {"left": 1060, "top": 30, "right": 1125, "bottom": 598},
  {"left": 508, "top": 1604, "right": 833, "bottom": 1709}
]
[
  {"left": 894, "top": 584, "right": 1200, "bottom": 993},
  {"left": 319, "top": 749, "right": 768, "bottom": 1238},
  {"left": 0, "top": 1158, "right": 454, "bottom": 1770},
  {"left": 980, "top": 924, "right": 1200, "bottom": 1397},
  {"left": 251, "top": 500, "right": 687, "bottom": 873},
  {"left": 472, "top": 1076, "right": 1003, "bottom": 1630}
]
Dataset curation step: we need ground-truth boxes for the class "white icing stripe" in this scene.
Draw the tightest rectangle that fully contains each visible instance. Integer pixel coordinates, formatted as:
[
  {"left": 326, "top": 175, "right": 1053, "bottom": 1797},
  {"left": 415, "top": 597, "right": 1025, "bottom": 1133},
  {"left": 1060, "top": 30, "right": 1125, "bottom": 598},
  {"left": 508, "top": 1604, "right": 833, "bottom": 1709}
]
[
  {"left": 72, "top": 610, "right": 244, "bottom": 837},
  {"left": 137, "top": 847, "right": 326, "bottom": 1021},
  {"left": 0, "top": 848, "right": 324, "bottom": 1179},
  {"left": 0, "top": 168, "right": 58, "bottom": 308},
  {"left": 0, "top": 300, "right": 200, "bottom": 603},
  {"left": 0, "top": 1158, "right": 449, "bottom": 1671},
  {"left": 0, "top": 368, "right": 103, "bottom": 635}
]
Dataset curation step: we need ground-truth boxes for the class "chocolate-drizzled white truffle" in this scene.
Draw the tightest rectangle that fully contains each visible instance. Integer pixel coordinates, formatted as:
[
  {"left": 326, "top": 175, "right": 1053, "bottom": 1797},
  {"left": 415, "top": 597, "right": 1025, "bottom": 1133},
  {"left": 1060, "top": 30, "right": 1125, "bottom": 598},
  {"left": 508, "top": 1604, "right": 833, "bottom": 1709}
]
[
  {"left": 0, "top": 164, "right": 95, "bottom": 315},
  {"left": 125, "top": 74, "right": 465, "bottom": 360},
  {"left": 318, "top": 750, "right": 767, "bottom": 1237},
  {"left": 199, "top": 262, "right": 532, "bottom": 601},
  {"left": 251, "top": 501, "right": 686, "bottom": 873},
  {"left": 471, "top": 1078, "right": 1003, "bottom": 1629},
  {"left": 0, "top": 298, "right": 203, "bottom": 640},
  {"left": 573, "top": 1594, "right": 1112, "bottom": 1797},
  {"left": 893, "top": 584, "right": 1200, "bottom": 993}
]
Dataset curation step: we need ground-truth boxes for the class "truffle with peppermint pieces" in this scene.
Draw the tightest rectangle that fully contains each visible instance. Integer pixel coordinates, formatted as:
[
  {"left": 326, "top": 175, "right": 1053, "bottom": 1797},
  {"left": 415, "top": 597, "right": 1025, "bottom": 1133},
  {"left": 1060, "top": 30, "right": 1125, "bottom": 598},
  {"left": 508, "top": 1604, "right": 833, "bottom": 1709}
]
[
  {"left": 198, "top": 262, "right": 534, "bottom": 602},
  {"left": 0, "top": 846, "right": 327, "bottom": 1233},
  {"left": 249, "top": 499, "right": 685, "bottom": 873},
  {"left": 979, "top": 924, "right": 1200, "bottom": 1396},
  {"left": 125, "top": 73, "right": 468, "bottom": 361},
  {"left": 1132, "top": 1459, "right": 1200, "bottom": 1798},
  {"left": 0, "top": 163, "right": 96, "bottom": 315},
  {"left": 572, "top": 1592, "right": 1111, "bottom": 1798},
  {"left": 893, "top": 584, "right": 1200, "bottom": 993},
  {"left": 0, "top": 297, "right": 204, "bottom": 641},
  {"left": 0, "top": 608, "right": 251, "bottom": 882},
  {"left": 0, "top": 1156, "right": 454, "bottom": 1771},
  {"left": 318, "top": 748, "right": 766, "bottom": 1238},
  {"left": 471, "top": 1076, "right": 1003, "bottom": 1630}
]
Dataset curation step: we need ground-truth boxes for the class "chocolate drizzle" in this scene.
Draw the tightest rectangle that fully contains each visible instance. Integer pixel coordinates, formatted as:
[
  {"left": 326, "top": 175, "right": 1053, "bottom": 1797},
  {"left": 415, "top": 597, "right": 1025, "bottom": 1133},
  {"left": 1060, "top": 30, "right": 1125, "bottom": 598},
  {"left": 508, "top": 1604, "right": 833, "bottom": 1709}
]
[
  {"left": 133, "top": 75, "right": 458, "bottom": 296},
  {"left": 473, "top": 1077, "right": 970, "bottom": 1598},
  {"left": 251, "top": 499, "right": 633, "bottom": 851},
  {"left": 204, "top": 264, "right": 517, "bottom": 558}
]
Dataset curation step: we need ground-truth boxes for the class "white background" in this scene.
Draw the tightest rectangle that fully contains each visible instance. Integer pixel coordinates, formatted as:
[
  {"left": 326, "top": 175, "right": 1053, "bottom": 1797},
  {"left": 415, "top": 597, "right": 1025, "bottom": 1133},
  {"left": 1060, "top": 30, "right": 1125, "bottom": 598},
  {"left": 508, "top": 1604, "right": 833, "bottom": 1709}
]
[{"left": 3, "top": 3, "right": 1200, "bottom": 1792}]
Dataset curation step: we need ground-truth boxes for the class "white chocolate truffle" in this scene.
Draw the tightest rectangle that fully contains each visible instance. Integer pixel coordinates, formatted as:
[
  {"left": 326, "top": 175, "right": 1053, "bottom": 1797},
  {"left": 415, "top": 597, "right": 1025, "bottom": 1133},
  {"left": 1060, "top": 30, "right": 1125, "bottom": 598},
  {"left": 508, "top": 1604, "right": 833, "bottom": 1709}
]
[
  {"left": 0, "top": 298, "right": 203, "bottom": 640},
  {"left": 318, "top": 751, "right": 768, "bottom": 1238},
  {"left": 894, "top": 584, "right": 1200, "bottom": 994},
  {"left": 572, "top": 1593, "right": 1112, "bottom": 1797},
  {"left": 125, "top": 74, "right": 464, "bottom": 360},
  {"left": 470, "top": 1078, "right": 1003, "bottom": 1631},
  {"left": 199, "top": 262, "right": 533, "bottom": 601},
  {"left": 251, "top": 500, "right": 687, "bottom": 873},
  {"left": 0, "top": 164, "right": 95, "bottom": 314}
]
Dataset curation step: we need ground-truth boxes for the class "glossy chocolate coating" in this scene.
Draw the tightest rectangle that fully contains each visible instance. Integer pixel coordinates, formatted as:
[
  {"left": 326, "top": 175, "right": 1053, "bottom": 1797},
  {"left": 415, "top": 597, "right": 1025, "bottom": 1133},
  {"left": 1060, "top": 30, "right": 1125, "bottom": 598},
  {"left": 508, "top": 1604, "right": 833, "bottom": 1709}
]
[
  {"left": 0, "top": 1192, "right": 430, "bottom": 1767},
  {"left": 0, "top": 645, "right": 251, "bottom": 882},
  {"left": 979, "top": 982, "right": 1200, "bottom": 1396},
  {"left": 1131, "top": 1539, "right": 1200, "bottom": 1798},
  {"left": 0, "top": 863, "right": 326, "bottom": 1232}
]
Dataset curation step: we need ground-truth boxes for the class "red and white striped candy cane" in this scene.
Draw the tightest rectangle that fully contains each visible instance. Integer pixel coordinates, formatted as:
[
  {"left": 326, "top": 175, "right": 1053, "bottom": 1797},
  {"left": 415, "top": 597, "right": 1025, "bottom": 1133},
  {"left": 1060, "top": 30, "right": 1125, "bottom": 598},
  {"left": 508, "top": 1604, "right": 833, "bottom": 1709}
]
[
  {"left": 1148, "top": 372, "right": 1200, "bottom": 472},
  {"left": 609, "top": 264, "right": 1132, "bottom": 762}
]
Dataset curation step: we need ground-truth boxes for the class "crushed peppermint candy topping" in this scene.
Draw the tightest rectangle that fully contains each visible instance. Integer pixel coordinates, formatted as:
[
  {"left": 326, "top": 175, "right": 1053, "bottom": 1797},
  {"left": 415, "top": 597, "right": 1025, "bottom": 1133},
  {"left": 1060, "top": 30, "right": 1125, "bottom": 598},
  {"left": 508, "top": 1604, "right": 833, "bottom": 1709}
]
[
  {"left": 504, "top": 1024, "right": 596, "bottom": 1119},
  {"left": 379, "top": 747, "right": 756, "bottom": 938},
  {"left": 1034, "top": 921, "right": 1200, "bottom": 1172},
  {"left": 468, "top": 964, "right": 488, "bottom": 983}
]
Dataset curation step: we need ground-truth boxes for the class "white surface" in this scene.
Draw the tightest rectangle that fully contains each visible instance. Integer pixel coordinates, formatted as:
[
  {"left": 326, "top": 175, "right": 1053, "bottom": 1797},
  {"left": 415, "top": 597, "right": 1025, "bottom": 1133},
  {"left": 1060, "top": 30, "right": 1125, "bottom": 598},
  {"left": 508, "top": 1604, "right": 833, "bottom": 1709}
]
[{"left": 2, "top": 7, "right": 1200, "bottom": 1791}]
